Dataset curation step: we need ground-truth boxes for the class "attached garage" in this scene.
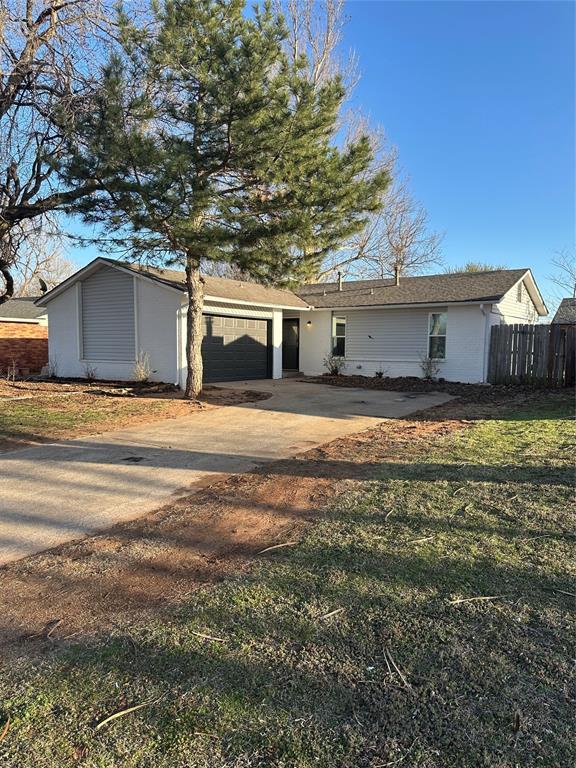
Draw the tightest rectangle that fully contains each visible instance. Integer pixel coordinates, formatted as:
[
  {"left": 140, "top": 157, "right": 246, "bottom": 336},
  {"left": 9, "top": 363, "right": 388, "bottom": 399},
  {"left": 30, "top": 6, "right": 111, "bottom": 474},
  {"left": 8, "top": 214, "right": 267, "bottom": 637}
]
[{"left": 202, "top": 314, "right": 271, "bottom": 382}]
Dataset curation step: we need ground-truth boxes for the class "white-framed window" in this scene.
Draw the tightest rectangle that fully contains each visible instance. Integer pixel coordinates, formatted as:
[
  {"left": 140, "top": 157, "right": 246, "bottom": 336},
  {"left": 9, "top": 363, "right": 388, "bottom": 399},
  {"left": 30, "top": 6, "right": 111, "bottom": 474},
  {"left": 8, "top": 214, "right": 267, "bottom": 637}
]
[
  {"left": 428, "top": 312, "right": 447, "bottom": 359},
  {"left": 332, "top": 315, "right": 346, "bottom": 356}
]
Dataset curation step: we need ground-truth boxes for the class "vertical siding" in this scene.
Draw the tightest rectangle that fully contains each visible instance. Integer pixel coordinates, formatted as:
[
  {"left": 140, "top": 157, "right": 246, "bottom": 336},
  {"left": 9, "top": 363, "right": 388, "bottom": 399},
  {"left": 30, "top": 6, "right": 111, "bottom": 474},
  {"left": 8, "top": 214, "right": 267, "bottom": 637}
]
[
  {"left": 81, "top": 268, "right": 136, "bottom": 361},
  {"left": 47, "top": 265, "right": 180, "bottom": 382}
]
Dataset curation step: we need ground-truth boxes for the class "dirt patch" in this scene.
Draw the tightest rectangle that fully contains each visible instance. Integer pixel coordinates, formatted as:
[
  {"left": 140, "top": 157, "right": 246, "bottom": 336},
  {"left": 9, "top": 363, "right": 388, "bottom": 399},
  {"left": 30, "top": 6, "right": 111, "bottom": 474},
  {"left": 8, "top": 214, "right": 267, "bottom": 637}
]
[
  {"left": 0, "top": 381, "right": 270, "bottom": 452},
  {"left": 0, "top": 413, "right": 466, "bottom": 661}
]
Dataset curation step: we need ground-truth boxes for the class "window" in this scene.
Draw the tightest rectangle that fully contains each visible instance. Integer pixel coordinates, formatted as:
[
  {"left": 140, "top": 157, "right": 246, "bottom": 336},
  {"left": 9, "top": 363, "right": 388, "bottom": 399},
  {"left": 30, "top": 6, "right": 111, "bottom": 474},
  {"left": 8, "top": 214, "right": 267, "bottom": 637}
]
[
  {"left": 332, "top": 315, "right": 346, "bottom": 356},
  {"left": 517, "top": 282, "right": 523, "bottom": 302},
  {"left": 428, "top": 312, "right": 447, "bottom": 359}
]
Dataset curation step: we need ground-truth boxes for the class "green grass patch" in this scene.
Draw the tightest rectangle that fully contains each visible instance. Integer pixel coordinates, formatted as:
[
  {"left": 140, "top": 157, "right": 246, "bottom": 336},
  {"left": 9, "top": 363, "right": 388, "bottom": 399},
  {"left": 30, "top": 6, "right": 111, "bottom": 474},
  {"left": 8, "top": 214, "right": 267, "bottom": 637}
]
[{"left": 1, "top": 394, "right": 574, "bottom": 767}]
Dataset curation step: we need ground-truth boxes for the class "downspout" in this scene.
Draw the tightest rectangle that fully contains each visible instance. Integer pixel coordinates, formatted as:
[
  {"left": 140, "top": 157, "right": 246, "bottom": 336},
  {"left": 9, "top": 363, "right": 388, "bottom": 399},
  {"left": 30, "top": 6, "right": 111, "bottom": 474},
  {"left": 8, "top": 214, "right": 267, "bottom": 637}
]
[{"left": 480, "top": 303, "right": 491, "bottom": 383}]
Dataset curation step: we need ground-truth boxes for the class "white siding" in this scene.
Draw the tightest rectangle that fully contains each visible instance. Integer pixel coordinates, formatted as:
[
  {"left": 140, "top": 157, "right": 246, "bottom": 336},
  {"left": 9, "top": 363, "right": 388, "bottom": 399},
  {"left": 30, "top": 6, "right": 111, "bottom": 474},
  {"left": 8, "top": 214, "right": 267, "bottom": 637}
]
[
  {"left": 47, "top": 265, "right": 181, "bottom": 383},
  {"left": 293, "top": 305, "right": 491, "bottom": 383},
  {"left": 493, "top": 279, "right": 539, "bottom": 323},
  {"left": 297, "top": 309, "right": 332, "bottom": 376}
]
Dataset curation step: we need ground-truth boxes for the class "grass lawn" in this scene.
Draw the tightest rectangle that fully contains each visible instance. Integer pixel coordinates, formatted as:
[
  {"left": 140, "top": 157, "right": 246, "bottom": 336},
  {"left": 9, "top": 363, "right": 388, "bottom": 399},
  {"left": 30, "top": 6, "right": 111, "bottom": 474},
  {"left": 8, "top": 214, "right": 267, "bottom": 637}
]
[
  {"left": 0, "top": 381, "right": 267, "bottom": 451},
  {"left": 1, "top": 393, "right": 574, "bottom": 767}
]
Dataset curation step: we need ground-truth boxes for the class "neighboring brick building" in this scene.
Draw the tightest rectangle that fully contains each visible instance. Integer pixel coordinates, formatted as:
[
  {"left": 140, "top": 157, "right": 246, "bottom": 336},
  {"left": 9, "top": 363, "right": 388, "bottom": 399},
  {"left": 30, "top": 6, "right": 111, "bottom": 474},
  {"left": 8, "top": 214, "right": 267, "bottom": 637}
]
[{"left": 0, "top": 297, "right": 48, "bottom": 375}]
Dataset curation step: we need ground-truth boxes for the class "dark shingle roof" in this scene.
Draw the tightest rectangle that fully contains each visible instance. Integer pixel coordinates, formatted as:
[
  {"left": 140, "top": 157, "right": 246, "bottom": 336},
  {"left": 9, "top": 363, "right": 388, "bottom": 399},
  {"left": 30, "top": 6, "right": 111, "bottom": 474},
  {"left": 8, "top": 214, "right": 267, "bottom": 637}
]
[
  {"left": 0, "top": 297, "right": 46, "bottom": 320},
  {"left": 111, "top": 260, "right": 309, "bottom": 309},
  {"left": 551, "top": 298, "right": 576, "bottom": 324},
  {"left": 296, "top": 269, "right": 531, "bottom": 309}
]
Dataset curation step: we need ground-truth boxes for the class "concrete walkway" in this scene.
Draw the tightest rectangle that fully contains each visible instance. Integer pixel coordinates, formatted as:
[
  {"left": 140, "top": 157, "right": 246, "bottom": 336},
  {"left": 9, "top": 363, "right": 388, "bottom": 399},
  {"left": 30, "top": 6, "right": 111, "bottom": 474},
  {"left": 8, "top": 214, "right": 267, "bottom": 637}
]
[{"left": 0, "top": 380, "right": 451, "bottom": 565}]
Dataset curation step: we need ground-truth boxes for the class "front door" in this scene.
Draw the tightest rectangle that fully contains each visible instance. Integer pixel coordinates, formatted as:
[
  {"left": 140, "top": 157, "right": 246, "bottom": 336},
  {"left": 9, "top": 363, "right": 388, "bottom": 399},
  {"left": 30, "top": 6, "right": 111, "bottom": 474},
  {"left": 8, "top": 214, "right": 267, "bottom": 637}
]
[{"left": 282, "top": 318, "right": 299, "bottom": 370}]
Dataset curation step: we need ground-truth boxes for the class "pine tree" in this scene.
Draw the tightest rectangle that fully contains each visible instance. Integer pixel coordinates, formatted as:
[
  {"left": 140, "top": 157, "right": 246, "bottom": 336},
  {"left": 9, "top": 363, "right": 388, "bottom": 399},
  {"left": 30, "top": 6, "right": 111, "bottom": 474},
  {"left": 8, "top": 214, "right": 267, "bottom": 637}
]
[{"left": 63, "top": 0, "right": 389, "bottom": 397}]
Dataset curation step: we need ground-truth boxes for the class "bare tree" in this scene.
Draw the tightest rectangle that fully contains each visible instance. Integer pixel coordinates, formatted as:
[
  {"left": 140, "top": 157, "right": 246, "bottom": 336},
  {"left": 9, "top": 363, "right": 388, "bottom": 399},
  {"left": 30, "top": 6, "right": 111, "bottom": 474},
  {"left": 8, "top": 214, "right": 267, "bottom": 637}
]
[
  {"left": 277, "top": 0, "right": 442, "bottom": 284},
  {"left": 275, "top": 0, "right": 358, "bottom": 93},
  {"left": 548, "top": 248, "right": 576, "bottom": 298},
  {"left": 0, "top": 0, "right": 111, "bottom": 303},
  {"left": 11, "top": 218, "right": 76, "bottom": 295}
]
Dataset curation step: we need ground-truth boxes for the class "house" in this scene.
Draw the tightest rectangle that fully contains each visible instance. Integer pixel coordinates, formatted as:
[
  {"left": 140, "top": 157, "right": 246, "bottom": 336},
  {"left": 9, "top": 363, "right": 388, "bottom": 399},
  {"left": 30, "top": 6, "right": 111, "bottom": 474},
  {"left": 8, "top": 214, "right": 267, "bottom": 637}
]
[
  {"left": 35, "top": 258, "right": 547, "bottom": 385},
  {"left": 551, "top": 298, "right": 576, "bottom": 325},
  {"left": 0, "top": 297, "right": 48, "bottom": 375}
]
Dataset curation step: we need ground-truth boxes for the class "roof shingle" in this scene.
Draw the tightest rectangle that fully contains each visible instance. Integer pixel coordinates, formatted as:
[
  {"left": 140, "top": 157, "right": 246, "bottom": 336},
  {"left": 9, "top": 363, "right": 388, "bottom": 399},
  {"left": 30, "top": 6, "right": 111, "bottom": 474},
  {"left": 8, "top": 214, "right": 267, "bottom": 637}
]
[
  {"left": 112, "top": 260, "right": 309, "bottom": 309},
  {"left": 551, "top": 298, "right": 576, "bottom": 324},
  {"left": 296, "top": 269, "right": 531, "bottom": 309},
  {"left": 0, "top": 297, "right": 46, "bottom": 320}
]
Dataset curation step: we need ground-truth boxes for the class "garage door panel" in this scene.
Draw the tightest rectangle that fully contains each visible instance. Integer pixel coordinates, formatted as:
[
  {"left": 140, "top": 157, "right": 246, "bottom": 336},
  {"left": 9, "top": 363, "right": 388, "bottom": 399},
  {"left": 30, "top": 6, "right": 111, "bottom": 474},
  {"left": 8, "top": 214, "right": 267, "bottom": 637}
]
[{"left": 202, "top": 314, "right": 271, "bottom": 382}]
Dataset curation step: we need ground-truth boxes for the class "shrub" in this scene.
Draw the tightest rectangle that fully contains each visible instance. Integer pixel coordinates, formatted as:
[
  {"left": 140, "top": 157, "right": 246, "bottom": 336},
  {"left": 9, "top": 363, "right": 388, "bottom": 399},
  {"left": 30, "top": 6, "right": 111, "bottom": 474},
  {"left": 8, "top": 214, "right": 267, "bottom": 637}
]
[
  {"left": 83, "top": 362, "right": 98, "bottom": 382},
  {"left": 323, "top": 353, "right": 346, "bottom": 376},
  {"left": 419, "top": 354, "right": 441, "bottom": 381},
  {"left": 133, "top": 351, "right": 151, "bottom": 383}
]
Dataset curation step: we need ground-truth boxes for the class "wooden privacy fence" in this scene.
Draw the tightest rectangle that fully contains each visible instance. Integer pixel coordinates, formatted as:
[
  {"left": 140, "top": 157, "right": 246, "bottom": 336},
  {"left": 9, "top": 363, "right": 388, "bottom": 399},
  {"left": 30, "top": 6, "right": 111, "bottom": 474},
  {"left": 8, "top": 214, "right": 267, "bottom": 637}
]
[{"left": 488, "top": 323, "right": 575, "bottom": 386}]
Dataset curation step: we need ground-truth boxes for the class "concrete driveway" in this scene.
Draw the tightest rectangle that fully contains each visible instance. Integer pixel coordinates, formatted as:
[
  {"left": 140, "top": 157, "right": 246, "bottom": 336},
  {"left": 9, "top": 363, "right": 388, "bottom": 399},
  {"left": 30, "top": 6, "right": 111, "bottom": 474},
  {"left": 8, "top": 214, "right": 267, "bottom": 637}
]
[{"left": 0, "top": 379, "right": 451, "bottom": 565}]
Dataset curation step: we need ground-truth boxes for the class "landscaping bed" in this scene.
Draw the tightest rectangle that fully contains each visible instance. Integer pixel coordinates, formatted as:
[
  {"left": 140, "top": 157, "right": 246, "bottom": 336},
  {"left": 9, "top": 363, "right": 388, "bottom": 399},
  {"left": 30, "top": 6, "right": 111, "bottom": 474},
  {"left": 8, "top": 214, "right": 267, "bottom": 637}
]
[
  {"left": 306, "top": 373, "right": 567, "bottom": 403},
  {"left": 0, "top": 390, "right": 573, "bottom": 767}
]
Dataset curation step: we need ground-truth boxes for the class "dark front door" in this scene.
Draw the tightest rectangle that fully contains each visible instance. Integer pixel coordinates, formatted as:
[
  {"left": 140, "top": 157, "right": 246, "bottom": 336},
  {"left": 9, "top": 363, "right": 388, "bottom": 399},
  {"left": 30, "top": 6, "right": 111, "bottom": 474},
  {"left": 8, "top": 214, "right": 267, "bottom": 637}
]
[
  {"left": 202, "top": 314, "right": 271, "bottom": 382},
  {"left": 282, "top": 318, "right": 299, "bottom": 370}
]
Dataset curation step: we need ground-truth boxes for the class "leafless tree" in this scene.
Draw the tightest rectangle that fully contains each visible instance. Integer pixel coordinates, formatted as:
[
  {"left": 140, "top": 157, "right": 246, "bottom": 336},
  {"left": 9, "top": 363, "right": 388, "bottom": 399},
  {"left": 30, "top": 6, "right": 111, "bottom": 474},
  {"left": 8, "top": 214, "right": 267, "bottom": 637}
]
[
  {"left": 548, "top": 248, "right": 576, "bottom": 298},
  {"left": 275, "top": 0, "right": 358, "bottom": 93},
  {"left": 317, "top": 177, "right": 443, "bottom": 281},
  {"left": 11, "top": 218, "right": 76, "bottom": 295},
  {"left": 277, "top": 0, "right": 442, "bottom": 284},
  {"left": 0, "top": 0, "right": 112, "bottom": 303},
  {"left": 445, "top": 261, "right": 507, "bottom": 274}
]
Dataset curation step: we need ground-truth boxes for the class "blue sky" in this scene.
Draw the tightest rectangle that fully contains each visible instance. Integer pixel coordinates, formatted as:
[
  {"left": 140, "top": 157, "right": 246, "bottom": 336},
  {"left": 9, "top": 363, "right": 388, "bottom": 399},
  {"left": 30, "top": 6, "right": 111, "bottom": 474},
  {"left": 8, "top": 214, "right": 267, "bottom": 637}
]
[
  {"left": 67, "top": 0, "right": 574, "bottom": 310},
  {"left": 342, "top": 0, "right": 575, "bottom": 306}
]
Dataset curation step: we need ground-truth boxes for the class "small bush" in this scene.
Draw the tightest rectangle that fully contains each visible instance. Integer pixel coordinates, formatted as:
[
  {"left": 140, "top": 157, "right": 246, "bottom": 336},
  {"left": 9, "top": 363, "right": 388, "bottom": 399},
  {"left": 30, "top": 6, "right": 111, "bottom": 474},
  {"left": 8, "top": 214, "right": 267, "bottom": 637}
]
[
  {"left": 47, "top": 357, "right": 59, "bottom": 378},
  {"left": 419, "top": 354, "right": 441, "bottom": 381},
  {"left": 374, "top": 363, "right": 387, "bottom": 379},
  {"left": 323, "top": 354, "right": 346, "bottom": 376},
  {"left": 83, "top": 363, "right": 98, "bottom": 382},
  {"left": 133, "top": 351, "right": 151, "bottom": 383}
]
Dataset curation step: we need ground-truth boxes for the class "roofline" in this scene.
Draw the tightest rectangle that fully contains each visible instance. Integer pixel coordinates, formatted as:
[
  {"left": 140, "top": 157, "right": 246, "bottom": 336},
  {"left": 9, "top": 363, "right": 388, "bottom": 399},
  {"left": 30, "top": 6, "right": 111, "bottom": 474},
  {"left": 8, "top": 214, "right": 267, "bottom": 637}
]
[
  {"left": 35, "top": 257, "right": 186, "bottom": 306},
  {"left": 0, "top": 316, "right": 45, "bottom": 323},
  {"left": 507, "top": 269, "right": 548, "bottom": 316},
  {"left": 36, "top": 256, "right": 310, "bottom": 310},
  {"left": 204, "top": 294, "right": 310, "bottom": 311},
  {"left": 306, "top": 299, "right": 503, "bottom": 311}
]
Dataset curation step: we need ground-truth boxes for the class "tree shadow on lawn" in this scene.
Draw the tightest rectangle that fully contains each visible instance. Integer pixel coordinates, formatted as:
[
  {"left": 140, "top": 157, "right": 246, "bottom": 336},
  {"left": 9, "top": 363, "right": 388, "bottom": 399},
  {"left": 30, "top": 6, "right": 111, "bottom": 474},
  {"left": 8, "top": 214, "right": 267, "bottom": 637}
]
[
  {"left": 1, "top": 395, "right": 574, "bottom": 765},
  {"left": 2, "top": 517, "right": 573, "bottom": 768}
]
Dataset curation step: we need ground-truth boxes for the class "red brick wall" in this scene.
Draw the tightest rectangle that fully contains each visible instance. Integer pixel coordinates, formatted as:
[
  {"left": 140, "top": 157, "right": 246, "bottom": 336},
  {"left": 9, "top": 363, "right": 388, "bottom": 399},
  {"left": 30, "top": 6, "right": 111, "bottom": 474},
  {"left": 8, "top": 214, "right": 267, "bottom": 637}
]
[{"left": 0, "top": 321, "right": 48, "bottom": 375}]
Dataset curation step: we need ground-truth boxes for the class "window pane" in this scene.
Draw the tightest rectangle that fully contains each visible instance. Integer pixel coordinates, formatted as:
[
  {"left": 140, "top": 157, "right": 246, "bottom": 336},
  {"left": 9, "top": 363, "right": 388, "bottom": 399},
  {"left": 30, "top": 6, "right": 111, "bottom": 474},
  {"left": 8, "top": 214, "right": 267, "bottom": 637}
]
[
  {"left": 429, "top": 313, "right": 447, "bottom": 336},
  {"left": 333, "top": 337, "right": 345, "bottom": 356},
  {"left": 335, "top": 321, "right": 346, "bottom": 337},
  {"left": 429, "top": 336, "right": 446, "bottom": 359}
]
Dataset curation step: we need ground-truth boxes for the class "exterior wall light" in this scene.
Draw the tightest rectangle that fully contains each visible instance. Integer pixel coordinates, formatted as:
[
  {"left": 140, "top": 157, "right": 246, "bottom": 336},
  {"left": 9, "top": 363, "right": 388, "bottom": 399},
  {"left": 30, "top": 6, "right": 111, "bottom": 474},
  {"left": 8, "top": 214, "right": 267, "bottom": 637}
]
[{"left": 306, "top": 320, "right": 312, "bottom": 326}]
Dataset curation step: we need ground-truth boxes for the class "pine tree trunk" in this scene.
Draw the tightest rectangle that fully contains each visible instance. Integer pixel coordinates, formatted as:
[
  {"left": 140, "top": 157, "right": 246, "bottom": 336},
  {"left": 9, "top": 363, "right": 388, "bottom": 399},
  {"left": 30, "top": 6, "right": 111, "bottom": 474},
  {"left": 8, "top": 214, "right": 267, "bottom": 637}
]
[{"left": 184, "top": 254, "right": 204, "bottom": 399}]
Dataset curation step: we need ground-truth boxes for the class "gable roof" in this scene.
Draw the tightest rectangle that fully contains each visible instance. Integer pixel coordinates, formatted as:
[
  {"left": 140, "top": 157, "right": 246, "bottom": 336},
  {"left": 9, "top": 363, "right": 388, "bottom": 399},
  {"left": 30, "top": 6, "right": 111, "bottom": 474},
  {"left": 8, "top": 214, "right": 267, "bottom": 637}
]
[
  {"left": 36, "top": 257, "right": 309, "bottom": 310},
  {"left": 551, "top": 298, "right": 576, "bottom": 324},
  {"left": 117, "top": 260, "right": 309, "bottom": 309},
  {"left": 296, "top": 269, "right": 548, "bottom": 315},
  {"left": 0, "top": 296, "right": 46, "bottom": 320}
]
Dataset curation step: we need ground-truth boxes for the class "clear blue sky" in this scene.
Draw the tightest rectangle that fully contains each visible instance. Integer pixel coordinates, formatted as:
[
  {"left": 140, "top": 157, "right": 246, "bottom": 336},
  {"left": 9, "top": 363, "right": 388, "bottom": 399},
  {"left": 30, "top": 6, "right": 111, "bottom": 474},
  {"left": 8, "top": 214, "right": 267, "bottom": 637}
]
[
  {"left": 342, "top": 0, "right": 575, "bottom": 307},
  {"left": 67, "top": 0, "right": 574, "bottom": 310}
]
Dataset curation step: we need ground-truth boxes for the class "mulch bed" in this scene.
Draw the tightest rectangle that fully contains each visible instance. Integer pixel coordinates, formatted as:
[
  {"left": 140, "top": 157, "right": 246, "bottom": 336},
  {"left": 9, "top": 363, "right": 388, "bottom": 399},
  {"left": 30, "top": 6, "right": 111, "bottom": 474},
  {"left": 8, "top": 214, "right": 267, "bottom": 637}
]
[{"left": 305, "top": 373, "right": 571, "bottom": 404}]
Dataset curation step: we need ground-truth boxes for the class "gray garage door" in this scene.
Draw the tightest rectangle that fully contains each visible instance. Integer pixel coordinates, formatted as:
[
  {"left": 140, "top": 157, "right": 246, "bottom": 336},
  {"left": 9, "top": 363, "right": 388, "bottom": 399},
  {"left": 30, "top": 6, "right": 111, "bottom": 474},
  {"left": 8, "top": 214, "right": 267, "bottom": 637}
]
[{"left": 202, "top": 314, "right": 271, "bottom": 383}]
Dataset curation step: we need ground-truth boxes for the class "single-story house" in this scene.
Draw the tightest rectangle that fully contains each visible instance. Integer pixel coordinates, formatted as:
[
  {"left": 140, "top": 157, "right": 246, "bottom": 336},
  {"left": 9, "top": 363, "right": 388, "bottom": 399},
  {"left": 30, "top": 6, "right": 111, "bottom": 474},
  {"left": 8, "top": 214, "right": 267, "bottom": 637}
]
[
  {"left": 0, "top": 297, "right": 48, "bottom": 375},
  {"left": 551, "top": 298, "right": 576, "bottom": 325},
  {"left": 35, "top": 258, "right": 547, "bottom": 385}
]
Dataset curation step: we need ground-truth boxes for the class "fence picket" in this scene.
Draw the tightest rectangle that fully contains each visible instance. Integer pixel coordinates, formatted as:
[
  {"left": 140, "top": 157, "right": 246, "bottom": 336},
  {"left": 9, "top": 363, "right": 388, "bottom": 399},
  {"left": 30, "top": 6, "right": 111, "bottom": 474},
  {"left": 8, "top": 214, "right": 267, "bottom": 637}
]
[{"left": 487, "top": 324, "right": 575, "bottom": 386}]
